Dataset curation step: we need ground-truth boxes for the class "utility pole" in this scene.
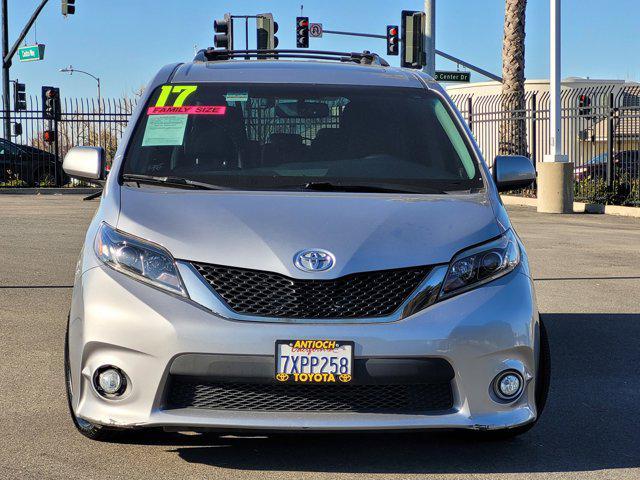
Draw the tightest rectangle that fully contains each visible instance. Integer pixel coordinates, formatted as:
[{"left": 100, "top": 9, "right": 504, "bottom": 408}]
[
  {"left": 424, "top": 0, "right": 435, "bottom": 76},
  {"left": 537, "top": 0, "right": 573, "bottom": 214}
]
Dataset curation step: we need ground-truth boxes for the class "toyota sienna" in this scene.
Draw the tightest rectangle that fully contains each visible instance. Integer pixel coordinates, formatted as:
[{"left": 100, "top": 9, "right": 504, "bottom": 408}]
[{"left": 62, "top": 50, "right": 549, "bottom": 441}]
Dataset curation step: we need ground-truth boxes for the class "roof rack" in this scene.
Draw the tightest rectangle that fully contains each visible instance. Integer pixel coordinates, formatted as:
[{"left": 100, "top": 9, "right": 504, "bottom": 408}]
[{"left": 193, "top": 49, "right": 390, "bottom": 67}]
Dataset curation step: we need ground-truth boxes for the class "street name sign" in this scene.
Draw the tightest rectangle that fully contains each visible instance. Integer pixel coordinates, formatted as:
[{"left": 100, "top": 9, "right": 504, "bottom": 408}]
[
  {"left": 18, "top": 44, "right": 46, "bottom": 62},
  {"left": 434, "top": 71, "right": 470, "bottom": 83},
  {"left": 309, "top": 23, "right": 323, "bottom": 38}
]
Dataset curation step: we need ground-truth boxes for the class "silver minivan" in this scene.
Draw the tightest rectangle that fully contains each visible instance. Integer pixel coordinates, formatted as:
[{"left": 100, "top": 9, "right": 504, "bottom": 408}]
[{"left": 63, "top": 50, "right": 549, "bottom": 441}]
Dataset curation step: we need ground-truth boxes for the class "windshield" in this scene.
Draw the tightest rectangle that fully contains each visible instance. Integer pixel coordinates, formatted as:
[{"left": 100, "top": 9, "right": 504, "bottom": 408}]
[{"left": 122, "top": 83, "right": 483, "bottom": 192}]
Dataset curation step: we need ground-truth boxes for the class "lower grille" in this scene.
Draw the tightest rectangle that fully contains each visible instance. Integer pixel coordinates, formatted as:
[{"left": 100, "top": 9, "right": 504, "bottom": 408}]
[{"left": 166, "top": 378, "right": 454, "bottom": 414}]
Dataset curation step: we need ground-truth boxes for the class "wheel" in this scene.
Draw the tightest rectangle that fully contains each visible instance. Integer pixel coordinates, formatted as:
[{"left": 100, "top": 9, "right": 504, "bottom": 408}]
[
  {"left": 64, "top": 320, "right": 121, "bottom": 441},
  {"left": 476, "top": 316, "right": 551, "bottom": 440}
]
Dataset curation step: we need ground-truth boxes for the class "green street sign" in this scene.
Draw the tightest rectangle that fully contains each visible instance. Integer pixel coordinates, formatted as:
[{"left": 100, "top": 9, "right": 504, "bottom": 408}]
[
  {"left": 435, "top": 71, "right": 470, "bottom": 83},
  {"left": 18, "top": 44, "right": 46, "bottom": 62}
]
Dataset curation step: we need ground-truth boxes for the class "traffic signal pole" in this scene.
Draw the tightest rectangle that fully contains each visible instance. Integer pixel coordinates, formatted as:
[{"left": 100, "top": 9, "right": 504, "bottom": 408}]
[
  {"left": 322, "top": 29, "right": 385, "bottom": 39},
  {"left": 2, "top": 0, "right": 10, "bottom": 140},
  {"left": 321, "top": 28, "right": 501, "bottom": 82},
  {"left": 1, "top": 0, "right": 50, "bottom": 139},
  {"left": 434, "top": 49, "right": 502, "bottom": 82},
  {"left": 424, "top": 0, "right": 435, "bottom": 76}
]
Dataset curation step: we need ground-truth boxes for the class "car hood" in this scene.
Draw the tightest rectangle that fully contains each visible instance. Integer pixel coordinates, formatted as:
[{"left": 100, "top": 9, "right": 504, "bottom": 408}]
[{"left": 117, "top": 187, "right": 501, "bottom": 279}]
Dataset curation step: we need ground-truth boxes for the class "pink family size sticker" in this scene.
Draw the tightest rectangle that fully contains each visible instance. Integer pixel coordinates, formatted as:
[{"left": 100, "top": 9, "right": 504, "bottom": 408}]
[{"left": 147, "top": 105, "right": 227, "bottom": 115}]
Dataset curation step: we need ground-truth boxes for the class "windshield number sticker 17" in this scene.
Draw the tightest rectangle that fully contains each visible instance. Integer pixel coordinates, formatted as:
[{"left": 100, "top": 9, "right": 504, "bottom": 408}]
[{"left": 155, "top": 85, "right": 198, "bottom": 107}]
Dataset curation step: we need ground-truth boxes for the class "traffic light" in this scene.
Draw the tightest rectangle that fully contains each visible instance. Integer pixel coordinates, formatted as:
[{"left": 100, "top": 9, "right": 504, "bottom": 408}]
[
  {"left": 256, "top": 13, "right": 279, "bottom": 51},
  {"left": 13, "top": 82, "right": 26, "bottom": 111},
  {"left": 43, "top": 130, "right": 55, "bottom": 145},
  {"left": 61, "top": 0, "right": 75, "bottom": 16},
  {"left": 579, "top": 94, "right": 592, "bottom": 117},
  {"left": 296, "top": 17, "right": 309, "bottom": 48},
  {"left": 386, "top": 25, "right": 399, "bottom": 56},
  {"left": 214, "top": 13, "right": 233, "bottom": 50},
  {"left": 401, "top": 10, "right": 426, "bottom": 69},
  {"left": 42, "top": 86, "right": 61, "bottom": 121}
]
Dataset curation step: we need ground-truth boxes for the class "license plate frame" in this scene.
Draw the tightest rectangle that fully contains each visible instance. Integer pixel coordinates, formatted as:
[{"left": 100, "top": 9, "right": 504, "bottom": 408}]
[{"left": 275, "top": 340, "right": 354, "bottom": 384}]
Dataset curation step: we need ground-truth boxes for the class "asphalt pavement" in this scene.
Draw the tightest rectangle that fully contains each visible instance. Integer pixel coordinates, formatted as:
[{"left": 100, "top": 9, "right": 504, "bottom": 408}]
[{"left": 1, "top": 194, "right": 639, "bottom": 480}]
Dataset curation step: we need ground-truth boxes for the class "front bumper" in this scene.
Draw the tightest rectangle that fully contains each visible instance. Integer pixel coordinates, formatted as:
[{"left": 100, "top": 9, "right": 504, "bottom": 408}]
[{"left": 68, "top": 264, "right": 539, "bottom": 431}]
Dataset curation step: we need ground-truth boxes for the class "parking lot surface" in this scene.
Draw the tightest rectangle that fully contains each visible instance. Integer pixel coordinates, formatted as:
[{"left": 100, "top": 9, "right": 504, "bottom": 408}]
[{"left": 1, "top": 194, "right": 638, "bottom": 480}]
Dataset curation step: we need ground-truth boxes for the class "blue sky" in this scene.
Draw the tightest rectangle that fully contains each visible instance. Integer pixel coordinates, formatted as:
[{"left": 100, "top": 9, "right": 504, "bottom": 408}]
[{"left": 6, "top": 0, "right": 639, "bottom": 99}]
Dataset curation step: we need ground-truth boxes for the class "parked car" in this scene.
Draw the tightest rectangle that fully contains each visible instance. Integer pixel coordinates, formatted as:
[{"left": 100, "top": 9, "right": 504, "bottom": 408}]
[
  {"left": 574, "top": 150, "right": 640, "bottom": 181},
  {"left": 62, "top": 50, "right": 548, "bottom": 441},
  {"left": 0, "top": 138, "right": 66, "bottom": 186}
]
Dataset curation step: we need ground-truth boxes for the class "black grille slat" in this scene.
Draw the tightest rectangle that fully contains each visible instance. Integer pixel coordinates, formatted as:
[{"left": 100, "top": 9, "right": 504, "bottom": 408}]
[
  {"left": 166, "top": 379, "right": 453, "bottom": 414},
  {"left": 192, "top": 263, "right": 430, "bottom": 319}
]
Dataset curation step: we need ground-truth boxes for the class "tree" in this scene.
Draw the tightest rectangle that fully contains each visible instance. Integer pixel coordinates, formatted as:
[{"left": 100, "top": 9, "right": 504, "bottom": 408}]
[{"left": 499, "top": 0, "right": 528, "bottom": 156}]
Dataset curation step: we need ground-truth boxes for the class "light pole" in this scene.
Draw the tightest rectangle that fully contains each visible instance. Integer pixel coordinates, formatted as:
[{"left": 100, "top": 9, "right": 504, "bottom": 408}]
[
  {"left": 60, "top": 65, "right": 103, "bottom": 145},
  {"left": 537, "top": 0, "right": 573, "bottom": 214},
  {"left": 60, "top": 65, "right": 101, "bottom": 110},
  {"left": 548, "top": 0, "right": 563, "bottom": 161}
]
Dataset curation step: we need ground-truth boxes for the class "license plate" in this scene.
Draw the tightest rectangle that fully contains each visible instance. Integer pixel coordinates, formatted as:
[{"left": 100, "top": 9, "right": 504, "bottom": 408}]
[{"left": 275, "top": 340, "right": 354, "bottom": 384}]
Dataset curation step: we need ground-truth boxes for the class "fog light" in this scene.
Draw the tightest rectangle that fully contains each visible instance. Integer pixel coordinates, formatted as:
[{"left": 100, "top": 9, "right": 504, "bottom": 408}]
[
  {"left": 493, "top": 371, "right": 523, "bottom": 400},
  {"left": 95, "top": 366, "right": 126, "bottom": 397}
]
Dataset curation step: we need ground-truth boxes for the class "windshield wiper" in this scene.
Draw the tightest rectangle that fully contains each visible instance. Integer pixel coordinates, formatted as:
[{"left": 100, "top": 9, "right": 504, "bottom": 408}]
[
  {"left": 121, "top": 173, "right": 226, "bottom": 190},
  {"left": 297, "top": 181, "right": 446, "bottom": 194},
  {"left": 121, "top": 175, "right": 449, "bottom": 194}
]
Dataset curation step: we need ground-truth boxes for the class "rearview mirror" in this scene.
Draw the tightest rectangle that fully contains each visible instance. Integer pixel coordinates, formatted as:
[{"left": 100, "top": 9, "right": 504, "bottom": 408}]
[
  {"left": 275, "top": 100, "right": 330, "bottom": 118},
  {"left": 492, "top": 155, "right": 536, "bottom": 192},
  {"left": 63, "top": 146, "right": 106, "bottom": 183}
]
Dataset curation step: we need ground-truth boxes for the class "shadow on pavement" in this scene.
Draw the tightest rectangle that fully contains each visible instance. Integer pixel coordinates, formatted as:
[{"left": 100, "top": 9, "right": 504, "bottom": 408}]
[{"left": 136, "top": 313, "right": 640, "bottom": 474}]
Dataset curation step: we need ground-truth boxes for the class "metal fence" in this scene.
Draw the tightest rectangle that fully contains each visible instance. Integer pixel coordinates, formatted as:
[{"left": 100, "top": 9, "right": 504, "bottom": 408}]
[
  {"left": 1, "top": 87, "right": 639, "bottom": 206},
  {"left": 450, "top": 85, "right": 640, "bottom": 206},
  {"left": 0, "top": 96, "right": 135, "bottom": 187}
]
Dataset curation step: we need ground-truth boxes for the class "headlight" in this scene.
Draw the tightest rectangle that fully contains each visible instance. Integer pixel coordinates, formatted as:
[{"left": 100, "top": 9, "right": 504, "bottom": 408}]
[
  {"left": 94, "top": 222, "right": 187, "bottom": 296},
  {"left": 440, "top": 229, "right": 520, "bottom": 299}
]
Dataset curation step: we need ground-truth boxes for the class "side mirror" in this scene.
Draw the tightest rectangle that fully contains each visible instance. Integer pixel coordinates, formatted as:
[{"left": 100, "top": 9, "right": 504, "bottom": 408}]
[
  {"left": 492, "top": 155, "right": 536, "bottom": 192},
  {"left": 63, "top": 146, "right": 106, "bottom": 183}
]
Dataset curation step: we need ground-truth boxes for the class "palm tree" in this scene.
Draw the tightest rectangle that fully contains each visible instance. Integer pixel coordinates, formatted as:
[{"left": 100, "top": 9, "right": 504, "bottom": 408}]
[{"left": 499, "top": 0, "right": 528, "bottom": 156}]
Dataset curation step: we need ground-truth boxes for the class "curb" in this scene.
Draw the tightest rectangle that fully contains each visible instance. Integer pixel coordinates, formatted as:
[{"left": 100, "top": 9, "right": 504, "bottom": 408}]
[
  {"left": 501, "top": 195, "right": 640, "bottom": 218},
  {"left": 0, "top": 188, "right": 99, "bottom": 195}
]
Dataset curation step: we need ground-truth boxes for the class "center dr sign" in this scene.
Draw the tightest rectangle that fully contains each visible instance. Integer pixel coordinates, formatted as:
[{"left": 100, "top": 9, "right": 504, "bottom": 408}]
[{"left": 434, "top": 71, "right": 470, "bottom": 83}]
